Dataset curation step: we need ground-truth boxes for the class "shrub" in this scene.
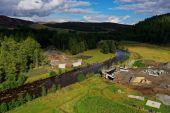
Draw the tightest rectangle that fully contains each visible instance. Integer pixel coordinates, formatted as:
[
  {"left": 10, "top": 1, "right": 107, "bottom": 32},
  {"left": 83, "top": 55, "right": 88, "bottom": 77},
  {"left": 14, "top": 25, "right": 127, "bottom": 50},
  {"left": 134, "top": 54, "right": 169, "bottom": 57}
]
[
  {"left": 77, "top": 74, "right": 86, "bottom": 82},
  {"left": 51, "top": 84, "right": 57, "bottom": 93},
  {"left": 58, "top": 69, "right": 63, "bottom": 75},
  {"left": 18, "top": 95, "right": 25, "bottom": 105},
  {"left": 14, "top": 100, "right": 20, "bottom": 107},
  {"left": 0, "top": 103, "right": 8, "bottom": 113},
  {"left": 133, "top": 60, "right": 145, "bottom": 67},
  {"left": 49, "top": 71, "right": 57, "bottom": 77},
  {"left": 57, "top": 84, "right": 61, "bottom": 90},
  {"left": 41, "top": 86, "right": 47, "bottom": 96},
  {"left": 7, "top": 100, "right": 16, "bottom": 110},
  {"left": 17, "top": 73, "right": 27, "bottom": 86},
  {"left": 25, "top": 93, "right": 32, "bottom": 102}
]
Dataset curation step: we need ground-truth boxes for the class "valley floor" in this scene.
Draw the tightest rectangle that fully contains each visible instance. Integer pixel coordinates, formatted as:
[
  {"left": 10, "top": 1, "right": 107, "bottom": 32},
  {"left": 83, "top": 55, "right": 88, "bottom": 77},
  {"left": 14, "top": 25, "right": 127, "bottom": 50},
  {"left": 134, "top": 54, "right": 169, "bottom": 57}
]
[{"left": 26, "top": 49, "right": 115, "bottom": 83}]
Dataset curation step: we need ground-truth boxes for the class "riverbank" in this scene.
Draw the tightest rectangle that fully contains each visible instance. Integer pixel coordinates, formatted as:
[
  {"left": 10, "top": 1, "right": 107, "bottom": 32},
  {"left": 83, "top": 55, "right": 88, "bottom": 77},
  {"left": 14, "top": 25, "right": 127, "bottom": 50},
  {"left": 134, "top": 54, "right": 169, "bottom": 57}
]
[{"left": 0, "top": 50, "right": 128, "bottom": 104}]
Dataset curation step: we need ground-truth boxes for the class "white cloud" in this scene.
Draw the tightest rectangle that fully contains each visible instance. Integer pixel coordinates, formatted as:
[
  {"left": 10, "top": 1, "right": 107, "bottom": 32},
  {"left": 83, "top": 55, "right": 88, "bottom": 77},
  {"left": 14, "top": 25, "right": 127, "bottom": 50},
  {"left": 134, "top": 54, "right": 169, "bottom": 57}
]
[
  {"left": 83, "top": 15, "right": 130, "bottom": 23},
  {"left": 114, "top": 0, "right": 170, "bottom": 15},
  {"left": 18, "top": 0, "right": 43, "bottom": 10},
  {"left": 0, "top": 0, "right": 93, "bottom": 17}
]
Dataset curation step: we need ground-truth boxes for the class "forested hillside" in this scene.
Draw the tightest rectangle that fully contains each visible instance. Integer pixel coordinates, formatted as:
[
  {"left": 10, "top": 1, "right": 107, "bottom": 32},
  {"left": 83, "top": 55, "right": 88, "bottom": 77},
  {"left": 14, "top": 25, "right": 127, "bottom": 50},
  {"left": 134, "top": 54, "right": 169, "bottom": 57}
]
[
  {"left": 0, "top": 16, "right": 34, "bottom": 28},
  {"left": 0, "top": 13, "right": 169, "bottom": 55},
  {"left": 45, "top": 22, "right": 128, "bottom": 32},
  {"left": 133, "top": 13, "right": 170, "bottom": 43},
  {"left": 113, "top": 13, "right": 170, "bottom": 44}
]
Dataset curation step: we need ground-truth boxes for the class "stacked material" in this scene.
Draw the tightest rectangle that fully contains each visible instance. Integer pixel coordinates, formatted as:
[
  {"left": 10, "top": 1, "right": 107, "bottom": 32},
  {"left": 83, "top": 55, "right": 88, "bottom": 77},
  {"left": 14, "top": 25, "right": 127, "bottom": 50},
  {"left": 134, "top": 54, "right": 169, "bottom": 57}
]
[
  {"left": 146, "top": 100, "right": 161, "bottom": 109},
  {"left": 131, "top": 77, "right": 151, "bottom": 85},
  {"left": 128, "top": 95, "right": 145, "bottom": 101}
]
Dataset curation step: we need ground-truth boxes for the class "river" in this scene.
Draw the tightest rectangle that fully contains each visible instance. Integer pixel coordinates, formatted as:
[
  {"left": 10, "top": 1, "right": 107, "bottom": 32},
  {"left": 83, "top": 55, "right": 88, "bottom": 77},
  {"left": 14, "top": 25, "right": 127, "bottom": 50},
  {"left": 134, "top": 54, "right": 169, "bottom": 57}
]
[{"left": 0, "top": 50, "right": 128, "bottom": 104}]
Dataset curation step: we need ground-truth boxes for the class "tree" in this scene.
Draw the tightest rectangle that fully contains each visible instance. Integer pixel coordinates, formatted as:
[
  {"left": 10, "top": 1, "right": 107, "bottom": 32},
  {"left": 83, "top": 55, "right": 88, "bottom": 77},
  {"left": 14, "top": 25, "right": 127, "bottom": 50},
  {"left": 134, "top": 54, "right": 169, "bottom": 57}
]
[
  {"left": 100, "top": 40, "right": 117, "bottom": 54},
  {"left": 101, "top": 41, "right": 110, "bottom": 54},
  {"left": 0, "top": 36, "right": 44, "bottom": 91}
]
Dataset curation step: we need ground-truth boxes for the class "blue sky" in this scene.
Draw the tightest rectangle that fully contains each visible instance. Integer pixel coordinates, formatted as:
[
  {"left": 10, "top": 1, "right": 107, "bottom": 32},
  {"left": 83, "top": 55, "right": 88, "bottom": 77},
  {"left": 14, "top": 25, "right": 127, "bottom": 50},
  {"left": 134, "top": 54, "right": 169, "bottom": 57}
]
[{"left": 0, "top": 0, "right": 170, "bottom": 24}]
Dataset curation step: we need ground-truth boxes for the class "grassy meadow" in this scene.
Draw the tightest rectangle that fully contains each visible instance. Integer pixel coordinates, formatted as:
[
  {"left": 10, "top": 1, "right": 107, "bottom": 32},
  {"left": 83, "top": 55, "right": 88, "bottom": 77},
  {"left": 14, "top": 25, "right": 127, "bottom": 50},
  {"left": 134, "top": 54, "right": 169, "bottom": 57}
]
[
  {"left": 124, "top": 42, "right": 170, "bottom": 63},
  {"left": 76, "top": 49, "right": 115, "bottom": 65},
  {"left": 26, "top": 67, "right": 71, "bottom": 83},
  {"left": 7, "top": 76, "right": 169, "bottom": 113}
]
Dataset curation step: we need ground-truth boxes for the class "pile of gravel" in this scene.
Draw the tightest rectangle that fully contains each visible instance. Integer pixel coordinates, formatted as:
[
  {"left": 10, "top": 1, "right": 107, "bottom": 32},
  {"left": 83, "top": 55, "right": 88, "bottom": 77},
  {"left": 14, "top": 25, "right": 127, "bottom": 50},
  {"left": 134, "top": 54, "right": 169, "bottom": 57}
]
[
  {"left": 156, "top": 94, "right": 170, "bottom": 106},
  {"left": 162, "top": 62, "right": 170, "bottom": 70}
]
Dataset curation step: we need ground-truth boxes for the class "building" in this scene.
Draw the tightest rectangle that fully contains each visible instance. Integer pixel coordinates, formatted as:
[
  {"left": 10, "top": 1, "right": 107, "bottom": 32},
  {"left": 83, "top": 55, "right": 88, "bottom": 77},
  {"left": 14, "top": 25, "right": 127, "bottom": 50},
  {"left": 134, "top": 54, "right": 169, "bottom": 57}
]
[
  {"left": 72, "top": 59, "right": 82, "bottom": 67},
  {"left": 58, "top": 64, "right": 66, "bottom": 69}
]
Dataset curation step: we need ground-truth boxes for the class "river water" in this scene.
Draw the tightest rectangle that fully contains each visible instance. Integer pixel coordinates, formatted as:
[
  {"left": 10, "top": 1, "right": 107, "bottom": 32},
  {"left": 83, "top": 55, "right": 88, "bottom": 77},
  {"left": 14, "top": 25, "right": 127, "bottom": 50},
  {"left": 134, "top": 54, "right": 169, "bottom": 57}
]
[{"left": 0, "top": 50, "right": 128, "bottom": 103}]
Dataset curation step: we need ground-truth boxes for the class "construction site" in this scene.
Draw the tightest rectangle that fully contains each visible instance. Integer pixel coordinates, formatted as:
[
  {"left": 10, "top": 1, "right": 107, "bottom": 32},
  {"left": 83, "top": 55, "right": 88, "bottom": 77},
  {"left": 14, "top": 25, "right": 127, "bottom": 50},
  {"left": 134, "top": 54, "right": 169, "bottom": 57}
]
[{"left": 108, "top": 63, "right": 170, "bottom": 96}]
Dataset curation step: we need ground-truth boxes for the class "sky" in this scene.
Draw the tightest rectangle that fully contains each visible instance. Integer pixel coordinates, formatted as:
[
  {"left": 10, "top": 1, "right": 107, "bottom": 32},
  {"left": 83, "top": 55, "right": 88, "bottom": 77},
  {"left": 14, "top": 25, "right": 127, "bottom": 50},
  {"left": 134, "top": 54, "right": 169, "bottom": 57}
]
[{"left": 0, "top": 0, "right": 170, "bottom": 25}]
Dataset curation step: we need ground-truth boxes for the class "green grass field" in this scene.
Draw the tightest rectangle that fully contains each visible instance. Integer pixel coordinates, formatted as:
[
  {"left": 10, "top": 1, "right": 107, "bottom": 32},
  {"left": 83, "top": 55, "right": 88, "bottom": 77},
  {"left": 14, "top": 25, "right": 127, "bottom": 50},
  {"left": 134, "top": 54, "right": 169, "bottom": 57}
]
[
  {"left": 124, "top": 42, "right": 170, "bottom": 63},
  {"left": 7, "top": 76, "right": 169, "bottom": 113},
  {"left": 76, "top": 49, "right": 115, "bottom": 65},
  {"left": 26, "top": 67, "right": 72, "bottom": 83}
]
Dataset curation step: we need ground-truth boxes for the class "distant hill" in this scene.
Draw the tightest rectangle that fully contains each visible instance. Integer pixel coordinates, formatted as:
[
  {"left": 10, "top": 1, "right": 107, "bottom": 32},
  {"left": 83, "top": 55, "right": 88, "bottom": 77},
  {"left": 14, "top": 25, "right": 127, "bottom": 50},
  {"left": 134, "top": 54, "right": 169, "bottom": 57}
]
[
  {"left": 132, "top": 13, "right": 170, "bottom": 43},
  {"left": 136, "top": 13, "right": 170, "bottom": 26},
  {"left": 0, "top": 15, "right": 34, "bottom": 28},
  {"left": 44, "top": 22, "right": 129, "bottom": 32},
  {"left": 0, "top": 16, "right": 129, "bottom": 32},
  {"left": 112, "top": 13, "right": 170, "bottom": 44}
]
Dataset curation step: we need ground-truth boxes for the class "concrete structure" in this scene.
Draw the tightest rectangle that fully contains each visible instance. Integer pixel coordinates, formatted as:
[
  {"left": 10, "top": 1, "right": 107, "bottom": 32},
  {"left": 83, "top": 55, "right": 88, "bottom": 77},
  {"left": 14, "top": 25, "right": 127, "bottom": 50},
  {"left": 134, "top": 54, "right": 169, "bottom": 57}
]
[
  {"left": 146, "top": 100, "right": 161, "bottom": 109},
  {"left": 128, "top": 95, "right": 145, "bottom": 101},
  {"left": 58, "top": 64, "right": 66, "bottom": 69}
]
